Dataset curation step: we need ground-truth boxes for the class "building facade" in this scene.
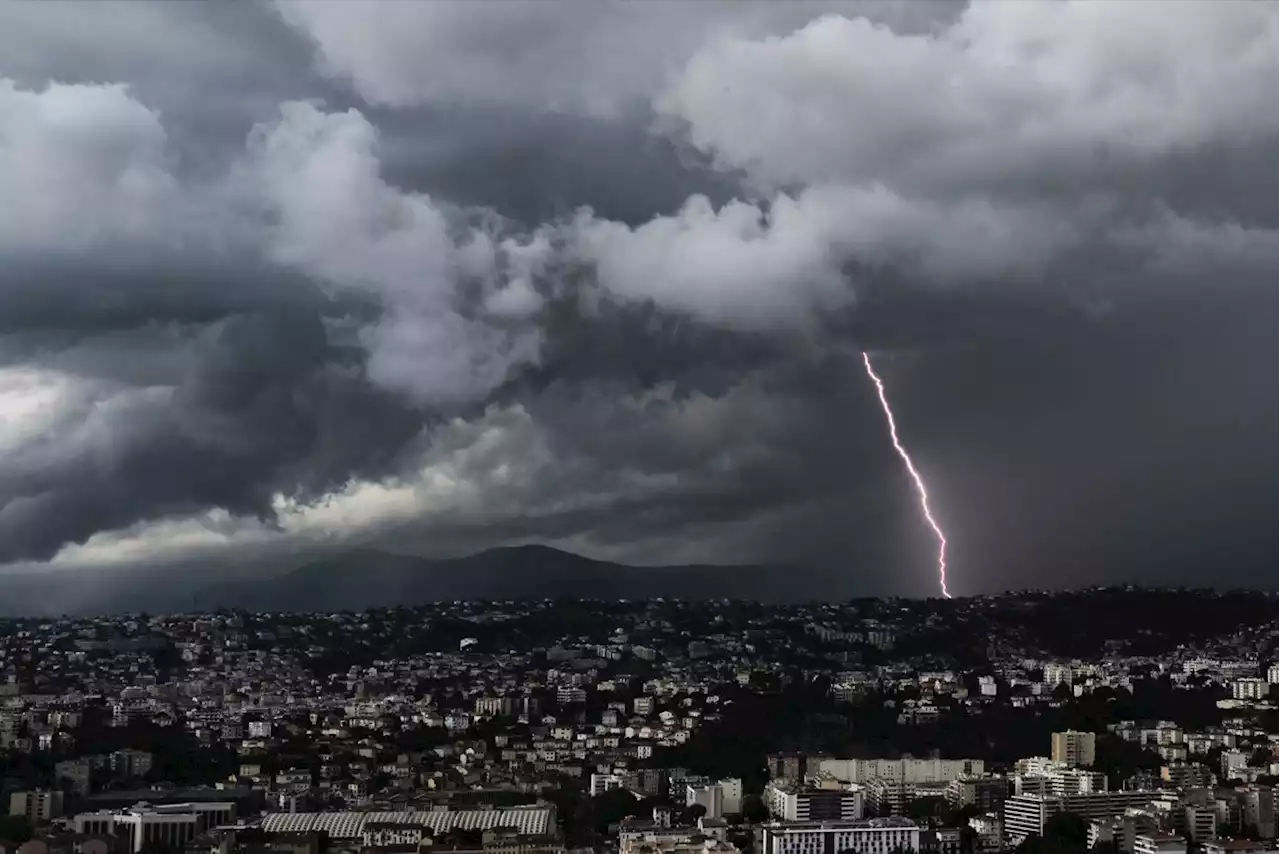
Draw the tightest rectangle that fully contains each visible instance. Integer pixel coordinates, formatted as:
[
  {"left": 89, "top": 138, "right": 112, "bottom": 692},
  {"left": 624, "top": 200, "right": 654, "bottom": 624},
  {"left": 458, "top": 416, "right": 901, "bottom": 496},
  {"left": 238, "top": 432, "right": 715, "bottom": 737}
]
[
  {"left": 1051, "top": 731, "right": 1097, "bottom": 768},
  {"left": 757, "top": 819, "right": 921, "bottom": 854},
  {"left": 765, "top": 782, "right": 864, "bottom": 822}
]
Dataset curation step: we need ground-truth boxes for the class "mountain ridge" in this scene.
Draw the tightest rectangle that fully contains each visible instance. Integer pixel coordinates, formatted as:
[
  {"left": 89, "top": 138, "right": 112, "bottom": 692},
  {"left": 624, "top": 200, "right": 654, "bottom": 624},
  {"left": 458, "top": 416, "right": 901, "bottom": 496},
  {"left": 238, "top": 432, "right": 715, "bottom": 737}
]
[{"left": 195, "top": 544, "right": 811, "bottom": 611}]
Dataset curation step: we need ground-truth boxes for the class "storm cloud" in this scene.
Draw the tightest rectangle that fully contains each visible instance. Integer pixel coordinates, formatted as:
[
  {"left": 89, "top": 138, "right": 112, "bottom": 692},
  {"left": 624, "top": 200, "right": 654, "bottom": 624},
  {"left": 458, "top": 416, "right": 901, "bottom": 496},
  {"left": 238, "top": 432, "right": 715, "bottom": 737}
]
[{"left": 0, "top": 0, "right": 1274, "bottom": 603}]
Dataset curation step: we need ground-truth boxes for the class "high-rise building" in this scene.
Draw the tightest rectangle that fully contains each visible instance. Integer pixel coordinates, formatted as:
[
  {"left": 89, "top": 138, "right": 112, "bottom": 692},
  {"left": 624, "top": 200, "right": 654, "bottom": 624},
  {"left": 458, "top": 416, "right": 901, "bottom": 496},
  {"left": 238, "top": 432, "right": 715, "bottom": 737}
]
[
  {"left": 1017, "top": 768, "right": 1107, "bottom": 796},
  {"left": 1044, "top": 664, "right": 1073, "bottom": 687},
  {"left": 1161, "top": 764, "right": 1214, "bottom": 790},
  {"left": 1052, "top": 731, "right": 1097, "bottom": 768},
  {"left": 110, "top": 748, "right": 154, "bottom": 780},
  {"left": 767, "top": 753, "right": 811, "bottom": 782},
  {"left": 718, "top": 778, "right": 744, "bottom": 816},
  {"left": 945, "top": 776, "right": 1010, "bottom": 813},
  {"left": 1183, "top": 805, "right": 1218, "bottom": 843},
  {"left": 9, "top": 790, "right": 65, "bottom": 823},
  {"left": 688, "top": 784, "right": 725, "bottom": 820},
  {"left": 865, "top": 781, "right": 949, "bottom": 817},
  {"left": 1234, "top": 786, "right": 1277, "bottom": 839},
  {"left": 1231, "top": 679, "right": 1269, "bottom": 701},
  {"left": 764, "top": 781, "right": 864, "bottom": 822}
]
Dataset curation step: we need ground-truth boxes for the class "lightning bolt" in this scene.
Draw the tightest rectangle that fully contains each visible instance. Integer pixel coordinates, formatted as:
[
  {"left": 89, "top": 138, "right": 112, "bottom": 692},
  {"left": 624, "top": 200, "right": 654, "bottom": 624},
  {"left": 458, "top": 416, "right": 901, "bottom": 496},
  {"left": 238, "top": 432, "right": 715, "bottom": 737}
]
[{"left": 862, "top": 351, "right": 952, "bottom": 599}]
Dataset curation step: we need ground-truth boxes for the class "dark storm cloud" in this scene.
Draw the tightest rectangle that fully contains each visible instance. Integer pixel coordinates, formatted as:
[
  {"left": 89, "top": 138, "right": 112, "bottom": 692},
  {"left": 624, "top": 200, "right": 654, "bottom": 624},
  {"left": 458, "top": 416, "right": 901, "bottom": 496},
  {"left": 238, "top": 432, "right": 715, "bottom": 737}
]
[
  {"left": 0, "top": 307, "right": 423, "bottom": 563},
  {"left": 0, "top": 252, "right": 343, "bottom": 339},
  {"left": 376, "top": 108, "right": 744, "bottom": 228},
  {"left": 889, "top": 283, "right": 1277, "bottom": 595},
  {"left": 0, "top": 0, "right": 1274, "bottom": 601},
  {"left": 379, "top": 350, "right": 909, "bottom": 567},
  {"left": 0, "top": 0, "right": 333, "bottom": 174}
]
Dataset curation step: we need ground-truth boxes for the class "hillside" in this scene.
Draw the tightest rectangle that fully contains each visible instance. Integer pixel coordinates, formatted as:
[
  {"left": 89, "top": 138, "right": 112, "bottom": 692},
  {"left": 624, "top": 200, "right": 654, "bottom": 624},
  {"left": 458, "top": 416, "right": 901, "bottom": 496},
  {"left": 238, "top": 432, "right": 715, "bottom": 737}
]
[{"left": 196, "top": 544, "right": 812, "bottom": 611}]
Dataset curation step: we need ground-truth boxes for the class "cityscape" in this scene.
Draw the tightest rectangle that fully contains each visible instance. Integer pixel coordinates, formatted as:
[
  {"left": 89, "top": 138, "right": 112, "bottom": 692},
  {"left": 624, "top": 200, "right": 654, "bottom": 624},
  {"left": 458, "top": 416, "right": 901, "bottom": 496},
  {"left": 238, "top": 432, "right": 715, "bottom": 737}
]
[{"left": 0, "top": 589, "right": 1274, "bottom": 854}]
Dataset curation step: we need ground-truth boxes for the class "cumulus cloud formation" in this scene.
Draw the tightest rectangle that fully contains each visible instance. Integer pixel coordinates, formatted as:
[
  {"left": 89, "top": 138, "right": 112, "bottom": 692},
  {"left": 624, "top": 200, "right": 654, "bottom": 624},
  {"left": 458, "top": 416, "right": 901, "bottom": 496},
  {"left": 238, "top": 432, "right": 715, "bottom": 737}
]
[
  {"left": 569, "top": 187, "right": 1085, "bottom": 331},
  {"left": 273, "top": 1, "right": 953, "bottom": 116},
  {"left": 247, "top": 101, "right": 550, "bottom": 403},
  {"left": 659, "top": 2, "right": 1278, "bottom": 190},
  {"left": 0, "top": 81, "right": 178, "bottom": 250},
  {"left": 0, "top": 0, "right": 1274, "bottom": 600}
]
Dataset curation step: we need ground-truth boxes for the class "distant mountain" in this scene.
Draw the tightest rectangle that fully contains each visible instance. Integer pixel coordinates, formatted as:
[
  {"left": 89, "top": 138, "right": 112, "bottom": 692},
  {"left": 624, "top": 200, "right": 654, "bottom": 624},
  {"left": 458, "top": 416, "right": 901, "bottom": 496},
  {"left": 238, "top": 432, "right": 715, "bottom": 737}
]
[{"left": 195, "top": 544, "right": 821, "bottom": 612}]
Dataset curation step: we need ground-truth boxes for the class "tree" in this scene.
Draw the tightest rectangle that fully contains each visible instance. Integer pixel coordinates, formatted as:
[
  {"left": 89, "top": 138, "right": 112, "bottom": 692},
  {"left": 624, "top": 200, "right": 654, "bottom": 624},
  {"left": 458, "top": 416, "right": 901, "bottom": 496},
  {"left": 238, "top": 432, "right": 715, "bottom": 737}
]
[
  {"left": 741, "top": 794, "right": 770, "bottom": 823},
  {"left": 906, "top": 796, "right": 949, "bottom": 824},
  {"left": 593, "top": 787, "right": 645, "bottom": 829},
  {"left": 947, "top": 804, "right": 981, "bottom": 827},
  {"left": 1090, "top": 841, "right": 1119, "bottom": 854},
  {"left": 0, "top": 815, "right": 33, "bottom": 844},
  {"left": 681, "top": 803, "right": 708, "bottom": 825},
  {"left": 1044, "top": 812, "right": 1088, "bottom": 848}
]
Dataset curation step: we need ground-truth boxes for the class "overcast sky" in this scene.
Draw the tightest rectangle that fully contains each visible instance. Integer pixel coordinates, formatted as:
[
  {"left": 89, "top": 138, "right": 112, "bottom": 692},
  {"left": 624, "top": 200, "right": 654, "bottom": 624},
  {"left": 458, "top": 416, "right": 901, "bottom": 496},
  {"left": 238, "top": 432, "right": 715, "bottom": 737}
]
[{"left": 0, "top": 0, "right": 1275, "bottom": 605}]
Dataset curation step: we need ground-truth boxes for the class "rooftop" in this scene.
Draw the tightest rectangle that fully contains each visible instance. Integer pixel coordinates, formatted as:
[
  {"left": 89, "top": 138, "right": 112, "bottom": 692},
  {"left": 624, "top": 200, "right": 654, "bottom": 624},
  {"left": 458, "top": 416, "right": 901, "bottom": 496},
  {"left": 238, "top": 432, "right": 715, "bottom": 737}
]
[{"left": 260, "top": 807, "right": 554, "bottom": 840}]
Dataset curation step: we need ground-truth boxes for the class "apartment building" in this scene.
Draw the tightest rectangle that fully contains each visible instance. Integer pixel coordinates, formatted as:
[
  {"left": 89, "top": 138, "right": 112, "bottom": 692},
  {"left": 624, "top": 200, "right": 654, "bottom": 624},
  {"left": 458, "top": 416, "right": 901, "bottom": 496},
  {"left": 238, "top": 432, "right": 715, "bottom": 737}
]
[
  {"left": 765, "top": 781, "right": 864, "bottom": 822},
  {"left": 817, "top": 758, "right": 985, "bottom": 785},
  {"left": 9, "top": 790, "right": 66, "bottom": 823},
  {"left": 1134, "top": 834, "right": 1187, "bottom": 854},
  {"left": 757, "top": 819, "right": 921, "bottom": 854},
  {"left": 1052, "top": 731, "right": 1097, "bottom": 768},
  {"left": 1004, "top": 791, "right": 1161, "bottom": 843}
]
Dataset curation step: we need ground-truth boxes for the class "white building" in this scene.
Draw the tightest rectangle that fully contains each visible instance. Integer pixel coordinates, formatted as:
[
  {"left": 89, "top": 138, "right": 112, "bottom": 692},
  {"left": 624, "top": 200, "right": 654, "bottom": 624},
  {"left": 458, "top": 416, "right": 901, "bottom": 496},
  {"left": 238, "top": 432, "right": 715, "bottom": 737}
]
[
  {"left": 817, "top": 757, "right": 984, "bottom": 785},
  {"left": 1221, "top": 750, "right": 1250, "bottom": 780},
  {"left": 72, "top": 802, "right": 235, "bottom": 853},
  {"left": 757, "top": 819, "right": 920, "bottom": 854},
  {"left": 1016, "top": 768, "right": 1107, "bottom": 796},
  {"left": 1232, "top": 679, "right": 1269, "bottom": 701},
  {"left": 718, "top": 778, "right": 743, "bottom": 816},
  {"left": 619, "top": 823, "right": 739, "bottom": 854},
  {"left": 1044, "top": 664, "right": 1074, "bottom": 687},
  {"left": 688, "top": 785, "right": 724, "bottom": 820},
  {"left": 1134, "top": 834, "right": 1187, "bottom": 854},
  {"left": 764, "top": 782, "right": 863, "bottom": 822},
  {"left": 1003, "top": 792, "right": 1161, "bottom": 843},
  {"left": 590, "top": 773, "right": 630, "bottom": 796}
]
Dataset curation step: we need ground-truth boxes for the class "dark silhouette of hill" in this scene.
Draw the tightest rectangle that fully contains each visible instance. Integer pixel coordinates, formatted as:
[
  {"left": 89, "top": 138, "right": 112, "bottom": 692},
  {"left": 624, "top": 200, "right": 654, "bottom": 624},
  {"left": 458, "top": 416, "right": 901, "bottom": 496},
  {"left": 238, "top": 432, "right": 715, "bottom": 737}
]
[{"left": 196, "top": 545, "right": 812, "bottom": 611}]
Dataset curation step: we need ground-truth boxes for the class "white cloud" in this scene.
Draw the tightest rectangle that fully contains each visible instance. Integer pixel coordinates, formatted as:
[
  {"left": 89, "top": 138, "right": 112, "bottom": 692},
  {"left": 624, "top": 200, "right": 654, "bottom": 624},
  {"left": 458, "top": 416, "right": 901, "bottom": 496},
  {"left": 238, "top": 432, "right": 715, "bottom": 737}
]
[
  {"left": 273, "top": 0, "right": 952, "bottom": 116},
  {"left": 0, "top": 368, "right": 95, "bottom": 454},
  {"left": 658, "top": 2, "right": 1278, "bottom": 190},
  {"left": 246, "top": 100, "right": 551, "bottom": 404},
  {"left": 568, "top": 184, "right": 1080, "bottom": 331},
  {"left": 0, "top": 80, "right": 178, "bottom": 250}
]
